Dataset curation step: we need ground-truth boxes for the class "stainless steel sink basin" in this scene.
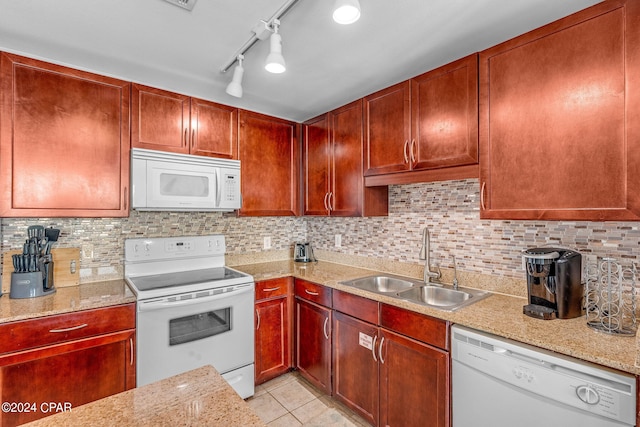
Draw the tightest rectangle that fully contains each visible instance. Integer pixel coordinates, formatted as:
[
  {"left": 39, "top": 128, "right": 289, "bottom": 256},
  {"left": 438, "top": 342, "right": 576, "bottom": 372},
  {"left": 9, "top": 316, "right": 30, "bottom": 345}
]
[
  {"left": 396, "top": 285, "right": 490, "bottom": 311},
  {"left": 340, "top": 275, "right": 418, "bottom": 293},
  {"left": 340, "top": 274, "right": 491, "bottom": 311}
]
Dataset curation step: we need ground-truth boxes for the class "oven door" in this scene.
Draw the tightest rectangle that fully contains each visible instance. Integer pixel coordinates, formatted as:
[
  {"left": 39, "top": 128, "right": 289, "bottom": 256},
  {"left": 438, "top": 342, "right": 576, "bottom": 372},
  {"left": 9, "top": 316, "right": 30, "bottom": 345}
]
[{"left": 136, "top": 283, "right": 254, "bottom": 392}]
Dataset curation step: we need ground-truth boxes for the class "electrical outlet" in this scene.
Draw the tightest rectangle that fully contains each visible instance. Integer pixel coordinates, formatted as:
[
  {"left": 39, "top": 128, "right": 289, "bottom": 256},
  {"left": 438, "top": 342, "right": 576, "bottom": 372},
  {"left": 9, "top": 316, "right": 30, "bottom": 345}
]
[
  {"left": 335, "top": 234, "right": 342, "bottom": 247},
  {"left": 263, "top": 236, "right": 272, "bottom": 250}
]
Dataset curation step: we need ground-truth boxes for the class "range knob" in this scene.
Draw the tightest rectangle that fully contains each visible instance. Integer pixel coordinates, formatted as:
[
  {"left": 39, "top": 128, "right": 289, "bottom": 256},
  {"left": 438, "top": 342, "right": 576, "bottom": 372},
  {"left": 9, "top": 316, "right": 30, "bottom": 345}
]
[{"left": 576, "top": 385, "right": 600, "bottom": 405}]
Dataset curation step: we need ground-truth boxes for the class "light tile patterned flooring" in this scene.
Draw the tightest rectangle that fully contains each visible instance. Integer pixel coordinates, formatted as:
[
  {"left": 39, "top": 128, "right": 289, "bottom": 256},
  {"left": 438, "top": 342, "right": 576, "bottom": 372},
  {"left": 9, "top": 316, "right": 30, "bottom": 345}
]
[{"left": 246, "top": 372, "right": 370, "bottom": 426}]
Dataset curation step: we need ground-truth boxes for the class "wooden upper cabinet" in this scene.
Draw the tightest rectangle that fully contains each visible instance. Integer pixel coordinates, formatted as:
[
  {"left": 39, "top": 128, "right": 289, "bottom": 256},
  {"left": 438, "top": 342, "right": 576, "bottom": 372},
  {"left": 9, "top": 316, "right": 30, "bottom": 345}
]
[
  {"left": 132, "top": 84, "right": 238, "bottom": 159},
  {"left": 304, "top": 100, "right": 388, "bottom": 217},
  {"left": 479, "top": 0, "right": 640, "bottom": 220},
  {"left": 238, "top": 110, "right": 300, "bottom": 216},
  {"left": 364, "top": 54, "right": 479, "bottom": 186},
  {"left": 412, "top": 54, "right": 478, "bottom": 170},
  {"left": 364, "top": 82, "right": 412, "bottom": 176},
  {"left": 0, "top": 52, "right": 130, "bottom": 217}
]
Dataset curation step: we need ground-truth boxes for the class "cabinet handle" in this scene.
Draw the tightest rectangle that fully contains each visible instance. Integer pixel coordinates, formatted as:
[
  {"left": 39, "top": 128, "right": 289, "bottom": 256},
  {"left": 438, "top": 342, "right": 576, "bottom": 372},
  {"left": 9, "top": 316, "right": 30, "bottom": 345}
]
[
  {"left": 403, "top": 140, "right": 409, "bottom": 163},
  {"left": 263, "top": 287, "right": 281, "bottom": 292},
  {"left": 328, "top": 192, "right": 334, "bottom": 211},
  {"left": 191, "top": 129, "right": 195, "bottom": 148},
  {"left": 304, "top": 289, "right": 320, "bottom": 296},
  {"left": 410, "top": 139, "right": 416, "bottom": 164},
  {"left": 130, "top": 337, "right": 134, "bottom": 366},
  {"left": 371, "top": 335, "right": 378, "bottom": 362},
  {"left": 123, "top": 186, "right": 128, "bottom": 212},
  {"left": 49, "top": 323, "right": 88, "bottom": 333},
  {"left": 480, "top": 181, "right": 486, "bottom": 211},
  {"left": 255, "top": 309, "right": 260, "bottom": 330},
  {"left": 184, "top": 128, "right": 188, "bottom": 147},
  {"left": 323, "top": 192, "right": 329, "bottom": 212},
  {"left": 378, "top": 336, "right": 385, "bottom": 364},
  {"left": 323, "top": 317, "right": 330, "bottom": 340}
]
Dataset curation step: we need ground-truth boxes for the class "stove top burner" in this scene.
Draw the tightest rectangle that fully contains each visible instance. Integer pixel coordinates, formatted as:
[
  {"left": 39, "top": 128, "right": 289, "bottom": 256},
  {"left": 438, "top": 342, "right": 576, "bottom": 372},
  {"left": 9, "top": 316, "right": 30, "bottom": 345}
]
[{"left": 128, "top": 267, "right": 247, "bottom": 293}]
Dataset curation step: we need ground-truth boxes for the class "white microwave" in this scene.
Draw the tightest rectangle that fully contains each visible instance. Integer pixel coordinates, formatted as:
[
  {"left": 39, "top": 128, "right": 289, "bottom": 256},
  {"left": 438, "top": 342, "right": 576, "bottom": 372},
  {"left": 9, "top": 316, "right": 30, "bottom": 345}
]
[{"left": 131, "top": 148, "right": 241, "bottom": 212}]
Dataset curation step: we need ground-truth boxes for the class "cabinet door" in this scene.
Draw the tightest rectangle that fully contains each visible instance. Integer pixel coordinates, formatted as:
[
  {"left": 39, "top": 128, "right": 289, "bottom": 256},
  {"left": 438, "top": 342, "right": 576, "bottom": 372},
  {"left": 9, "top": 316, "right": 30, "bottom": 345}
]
[
  {"left": 238, "top": 110, "right": 300, "bottom": 216},
  {"left": 0, "top": 330, "right": 135, "bottom": 426},
  {"left": 331, "top": 100, "right": 364, "bottom": 217},
  {"left": 332, "top": 311, "right": 379, "bottom": 426},
  {"left": 303, "top": 114, "right": 331, "bottom": 216},
  {"left": 295, "top": 299, "right": 331, "bottom": 394},
  {"left": 379, "top": 329, "right": 449, "bottom": 427},
  {"left": 479, "top": 0, "right": 640, "bottom": 220},
  {"left": 191, "top": 98, "right": 238, "bottom": 159},
  {"left": 364, "top": 81, "right": 412, "bottom": 176},
  {"left": 0, "top": 53, "right": 130, "bottom": 217},
  {"left": 411, "top": 54, "right": 478, "bottom": 170},
  {"left": 131, "top": 84, "right": 191, "bottom": 154},
  {"left": 255, "top": 297, "right": 291, "bottom": 384}
]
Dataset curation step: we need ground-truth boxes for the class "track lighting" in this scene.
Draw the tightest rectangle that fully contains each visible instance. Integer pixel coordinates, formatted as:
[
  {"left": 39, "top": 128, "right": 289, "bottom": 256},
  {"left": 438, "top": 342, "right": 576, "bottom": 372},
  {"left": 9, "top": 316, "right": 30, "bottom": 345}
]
[
  {"left": 333, "top": 0, "right": 361, "bottom": 24},
  {"left": 265, "top": 19, "right": 286, "bottom": 74},
  {"left": 225, "top": 54, "right": 244, "bottom": 98}
]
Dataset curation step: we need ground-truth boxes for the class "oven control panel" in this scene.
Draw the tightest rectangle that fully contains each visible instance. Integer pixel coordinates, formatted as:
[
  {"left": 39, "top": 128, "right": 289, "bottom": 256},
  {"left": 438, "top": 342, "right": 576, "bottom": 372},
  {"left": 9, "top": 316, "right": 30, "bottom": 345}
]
[{"left": 124, "top": 235, "right": 226, "bottom": 262}]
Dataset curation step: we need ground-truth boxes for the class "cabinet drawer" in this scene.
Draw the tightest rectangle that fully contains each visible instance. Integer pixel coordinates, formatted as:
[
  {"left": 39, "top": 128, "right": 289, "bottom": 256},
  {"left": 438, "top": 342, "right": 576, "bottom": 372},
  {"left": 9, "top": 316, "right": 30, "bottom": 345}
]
[
  {"left": 256, "top": 277, "right": 291, "bottom": 301},
  {"left": 0, "top": 303, "right": 135, "bottom": 355},
  {"left": 380, "top": 304, "right": 449, "bottom": 350},
  {"left": 332, "top": 290, "right": 378, "bottom": 325},
  {"left": 295, "top": 279, "right": 332, "bottom": 307}
]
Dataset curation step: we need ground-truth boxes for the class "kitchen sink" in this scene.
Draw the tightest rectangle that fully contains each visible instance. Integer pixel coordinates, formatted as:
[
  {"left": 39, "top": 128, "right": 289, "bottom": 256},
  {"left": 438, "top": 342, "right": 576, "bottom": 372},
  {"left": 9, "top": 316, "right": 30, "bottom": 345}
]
[
  {"left": 396, "top": 285, "right": 489, "bottom": 311},
  {"left": 340, "top": 275, "right": 490, "bottom": 311},
  {"left": 341, "top": 275, "right": 418, "bottom": 293}
]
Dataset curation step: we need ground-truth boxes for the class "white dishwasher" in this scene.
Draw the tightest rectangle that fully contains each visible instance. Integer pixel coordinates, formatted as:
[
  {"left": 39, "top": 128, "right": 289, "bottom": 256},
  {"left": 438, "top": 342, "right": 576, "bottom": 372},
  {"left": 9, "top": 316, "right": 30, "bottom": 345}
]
[{"left": 451, "top": 325, "right": 636, "bottom": 427}]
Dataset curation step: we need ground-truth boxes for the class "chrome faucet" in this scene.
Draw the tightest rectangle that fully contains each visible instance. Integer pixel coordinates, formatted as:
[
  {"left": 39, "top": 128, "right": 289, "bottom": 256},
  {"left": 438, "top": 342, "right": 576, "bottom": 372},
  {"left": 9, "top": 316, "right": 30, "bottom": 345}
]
[{"left": 419, "top": 228, "right": 441, "bottom": 284}]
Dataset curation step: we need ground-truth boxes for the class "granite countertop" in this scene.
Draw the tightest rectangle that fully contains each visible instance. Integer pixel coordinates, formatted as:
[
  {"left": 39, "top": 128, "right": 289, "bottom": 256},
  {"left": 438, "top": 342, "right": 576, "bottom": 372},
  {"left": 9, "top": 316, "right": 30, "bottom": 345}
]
[
  {"left": 23, "top": 365, "right": 265, "bottom": 427},
  {"left": 0, "top": 280, "right": 135, "bottom": 324},
  {"left": 233, "top": 259, "right": 640, "bottom": 376}
]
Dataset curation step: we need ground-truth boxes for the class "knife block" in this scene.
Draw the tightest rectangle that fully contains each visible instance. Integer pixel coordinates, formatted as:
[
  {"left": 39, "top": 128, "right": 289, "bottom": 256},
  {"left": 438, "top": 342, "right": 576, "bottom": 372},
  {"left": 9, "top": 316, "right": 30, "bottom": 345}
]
[{"left": 9, "top": 271, "right": 55, "bottom": 299}]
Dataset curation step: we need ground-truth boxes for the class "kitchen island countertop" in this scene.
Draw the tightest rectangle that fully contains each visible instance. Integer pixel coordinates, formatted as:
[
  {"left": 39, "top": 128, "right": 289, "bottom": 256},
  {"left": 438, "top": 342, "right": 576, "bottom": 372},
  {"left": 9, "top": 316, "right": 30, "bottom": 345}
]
[
  {"left": 23, "top": 365, "right": 265, "bottom": 427},
  {"left": 233, "top": 259, "right": 640, "bottom": 376}
]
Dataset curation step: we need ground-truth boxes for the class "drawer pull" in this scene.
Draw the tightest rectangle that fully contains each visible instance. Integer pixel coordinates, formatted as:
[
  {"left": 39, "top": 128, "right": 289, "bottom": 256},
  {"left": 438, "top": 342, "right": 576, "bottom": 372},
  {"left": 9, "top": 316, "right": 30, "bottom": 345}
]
[
  {"left": 49, "top": 323, "right": 88, "bottom": 333},
  {"left": 130, "top": 337, "right": 134, "bottom": 366},
  {"left": 323, "top": 317, "right": 330, "bottom": 340},
  {"left": 371, "top": 335, "right": 378, "bottom": 362},
  {"left": 379, "top": 336, "right": 385, "bottom": 364},
  {"left": 263, "top": 287, "right": 281, "bottom": 292},
  {"left": 256, "top": 309, "right": 260, "bottom": 330},
  {"left": 304, "top": 289, "right": 320, "bottom": 296}
]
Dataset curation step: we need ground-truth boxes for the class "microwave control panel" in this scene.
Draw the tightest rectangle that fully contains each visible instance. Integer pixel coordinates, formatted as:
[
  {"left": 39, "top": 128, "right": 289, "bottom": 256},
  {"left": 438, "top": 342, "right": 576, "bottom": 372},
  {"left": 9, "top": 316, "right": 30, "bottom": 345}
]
[{"left": 220, "top": 169, "right": 241, "bottom": 209}]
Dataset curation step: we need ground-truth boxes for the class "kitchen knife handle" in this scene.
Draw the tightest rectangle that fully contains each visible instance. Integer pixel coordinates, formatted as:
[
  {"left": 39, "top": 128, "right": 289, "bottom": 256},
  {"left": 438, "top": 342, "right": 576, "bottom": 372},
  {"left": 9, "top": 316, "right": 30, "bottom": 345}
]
[{"left": 49, "top": 323, "right": 88, "bottom": 333}]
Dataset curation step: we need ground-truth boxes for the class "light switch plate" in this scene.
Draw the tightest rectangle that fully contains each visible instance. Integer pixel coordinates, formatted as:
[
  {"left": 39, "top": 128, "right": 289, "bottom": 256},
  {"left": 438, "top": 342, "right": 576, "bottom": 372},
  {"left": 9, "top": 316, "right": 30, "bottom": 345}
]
[
  {"left": 335, "top": 234, "right": 342, "bottom": 247},
  {"left": 263, "top": 236, "right": 272, "bottom": 250}
]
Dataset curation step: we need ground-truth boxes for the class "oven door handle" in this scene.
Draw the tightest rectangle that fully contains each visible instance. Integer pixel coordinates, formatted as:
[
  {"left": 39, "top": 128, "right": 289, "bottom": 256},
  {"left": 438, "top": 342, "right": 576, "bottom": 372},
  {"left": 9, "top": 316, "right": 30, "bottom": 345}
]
[{"left": 137, "top": 284, "right": 253, "bottom": 312}]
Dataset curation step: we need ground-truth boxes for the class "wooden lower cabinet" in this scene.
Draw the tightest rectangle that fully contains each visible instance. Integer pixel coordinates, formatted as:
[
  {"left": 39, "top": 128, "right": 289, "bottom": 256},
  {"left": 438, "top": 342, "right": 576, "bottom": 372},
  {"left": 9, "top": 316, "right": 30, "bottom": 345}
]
[
  {"left": 295, "top": 298, "right": 332, "bottom": 395},
  {"left": 379, "top": 329, "right": 449, "bottom": 427},
  {"left": 255, "top": 278, "right": 292, "bottom": 385},
  {"left": 333, "top": 311, "right": 380, "bottom": 426},
  {"left": 332, "top": 290, "right": 450, "bottom": 427},
  {"left": 0, "top": 304, "right": 136, "bottom": 426}
]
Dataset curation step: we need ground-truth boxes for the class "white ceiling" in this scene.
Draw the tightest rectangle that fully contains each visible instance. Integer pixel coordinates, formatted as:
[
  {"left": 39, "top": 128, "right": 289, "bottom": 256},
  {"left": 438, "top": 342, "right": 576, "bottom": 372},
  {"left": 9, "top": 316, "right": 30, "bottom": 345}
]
[{"left": 0, "top": 0, "right": 602, "bottom": 122}]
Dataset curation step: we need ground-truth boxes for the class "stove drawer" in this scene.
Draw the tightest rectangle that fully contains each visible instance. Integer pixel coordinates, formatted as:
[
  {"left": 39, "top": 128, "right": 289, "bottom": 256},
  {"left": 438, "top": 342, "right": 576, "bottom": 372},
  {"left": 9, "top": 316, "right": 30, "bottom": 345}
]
[{"left": 0, "top": 303, "right": 135, "bottom": 355}]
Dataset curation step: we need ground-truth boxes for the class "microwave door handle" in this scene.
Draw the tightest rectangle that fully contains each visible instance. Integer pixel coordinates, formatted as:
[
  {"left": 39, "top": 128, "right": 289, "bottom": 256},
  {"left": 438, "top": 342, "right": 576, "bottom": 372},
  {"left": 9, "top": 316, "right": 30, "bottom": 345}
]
[
  {"left": 215, "top": 168, "right": 221, "bottom": 208},
  {"left": 137, "top": 284, "right": 253, "bottom": 312}
]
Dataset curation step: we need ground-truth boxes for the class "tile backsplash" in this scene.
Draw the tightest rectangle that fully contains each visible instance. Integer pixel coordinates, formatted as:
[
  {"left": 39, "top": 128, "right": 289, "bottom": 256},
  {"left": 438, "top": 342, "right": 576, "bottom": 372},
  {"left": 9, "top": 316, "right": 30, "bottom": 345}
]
[{"left": 2, "top": 178, "right": 639, "bottom": 283}]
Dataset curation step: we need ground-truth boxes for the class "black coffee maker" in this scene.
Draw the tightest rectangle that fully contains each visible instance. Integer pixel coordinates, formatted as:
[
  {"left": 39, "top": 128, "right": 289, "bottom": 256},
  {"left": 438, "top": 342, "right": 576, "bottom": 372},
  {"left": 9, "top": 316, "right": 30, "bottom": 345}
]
[{"left": 522, "top": 247, "right": 583, "bottom": 320}]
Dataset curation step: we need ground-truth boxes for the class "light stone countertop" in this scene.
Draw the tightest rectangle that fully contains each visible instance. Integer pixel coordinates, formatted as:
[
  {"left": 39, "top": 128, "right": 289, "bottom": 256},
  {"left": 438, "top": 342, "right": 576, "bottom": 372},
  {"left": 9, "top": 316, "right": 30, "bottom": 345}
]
[
  {"left": 23, "top": 365, "right": 265, "bottom": 427},
  {"left": 0, "top": 280, "right": 135, "bottom": 324},
  {"left": 233, "top": 259, "right": 640, "bottom": 376}
]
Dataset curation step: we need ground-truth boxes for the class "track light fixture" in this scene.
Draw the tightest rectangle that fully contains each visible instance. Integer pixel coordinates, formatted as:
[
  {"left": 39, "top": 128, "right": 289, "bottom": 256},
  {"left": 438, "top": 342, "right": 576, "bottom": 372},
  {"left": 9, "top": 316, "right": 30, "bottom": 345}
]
[
  {"left": 265, "top": 19, "right": 286, "bottom": 74},
  {"left": 225, "top": 54, "right": 244, "bottom": 98},
  {"left": 221, "top": 0, "right": 363, "bottom": 96},
  {"left": 333, "top": 0, "right": 361, "bottom": 24}
]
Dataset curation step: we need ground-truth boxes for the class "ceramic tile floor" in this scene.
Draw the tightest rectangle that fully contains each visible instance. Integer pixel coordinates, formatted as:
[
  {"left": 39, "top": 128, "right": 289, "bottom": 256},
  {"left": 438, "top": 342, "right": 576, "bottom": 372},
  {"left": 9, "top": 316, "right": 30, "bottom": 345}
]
[{"left": 246, "top": 372, "right": 370, "bottom": 427}]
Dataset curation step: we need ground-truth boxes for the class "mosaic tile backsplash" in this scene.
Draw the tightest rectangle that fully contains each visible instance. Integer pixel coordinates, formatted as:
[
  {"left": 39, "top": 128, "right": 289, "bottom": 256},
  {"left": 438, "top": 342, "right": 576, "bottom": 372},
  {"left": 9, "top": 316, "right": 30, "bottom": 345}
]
[{"left": 2, "top": 178, "right": 639, "bottom": 283}]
